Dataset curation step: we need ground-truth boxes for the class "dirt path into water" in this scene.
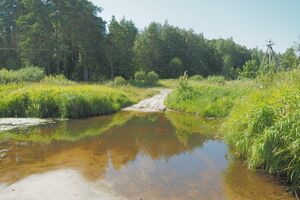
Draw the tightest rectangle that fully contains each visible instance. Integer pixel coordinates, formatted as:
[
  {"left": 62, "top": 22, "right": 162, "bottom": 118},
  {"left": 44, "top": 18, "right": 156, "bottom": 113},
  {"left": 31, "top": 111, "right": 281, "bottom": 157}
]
[
  {"left": 123, "top": 89, "right": 172, "bottom": 112},
  {"left": 0, "top": 89, "right": 172, "bottom": 132}
]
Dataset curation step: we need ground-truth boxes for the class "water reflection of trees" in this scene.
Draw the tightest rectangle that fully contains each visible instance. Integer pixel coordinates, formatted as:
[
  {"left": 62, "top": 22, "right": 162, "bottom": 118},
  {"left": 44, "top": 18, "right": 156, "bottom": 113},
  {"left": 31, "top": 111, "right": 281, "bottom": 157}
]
[{"left": 0, "top": 112, "right": 209, "bottom": 184}]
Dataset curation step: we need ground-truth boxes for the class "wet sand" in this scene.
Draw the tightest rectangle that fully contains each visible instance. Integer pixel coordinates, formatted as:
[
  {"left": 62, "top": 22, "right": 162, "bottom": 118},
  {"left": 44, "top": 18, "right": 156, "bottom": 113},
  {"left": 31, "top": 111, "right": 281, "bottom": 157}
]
[
  {"left": 123, "top": 89, "right": 172, "bottom": 112},
  {"left": 0, "top": 118, "right": 52, "bottom": 131},
  {"left": 0, "top": 169, "right": 128, "bottom": 200}
]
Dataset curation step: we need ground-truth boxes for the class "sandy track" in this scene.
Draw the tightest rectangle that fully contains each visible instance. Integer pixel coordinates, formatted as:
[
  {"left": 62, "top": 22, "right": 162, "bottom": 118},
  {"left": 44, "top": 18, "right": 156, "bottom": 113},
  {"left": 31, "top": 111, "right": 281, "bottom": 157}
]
[
  {"left": 123, "top": 89, "right": 172, "bottom": 112},
  {"left": 0, "top": 118, "right": 52, "bottom": 132}
]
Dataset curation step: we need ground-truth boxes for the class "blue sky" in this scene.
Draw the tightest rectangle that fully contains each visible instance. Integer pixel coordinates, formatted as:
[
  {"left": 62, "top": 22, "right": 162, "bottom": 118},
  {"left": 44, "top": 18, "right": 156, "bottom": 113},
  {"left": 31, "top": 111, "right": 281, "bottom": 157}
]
[{"left": 91, "top": 0, "right": 300, "bottom": 52}]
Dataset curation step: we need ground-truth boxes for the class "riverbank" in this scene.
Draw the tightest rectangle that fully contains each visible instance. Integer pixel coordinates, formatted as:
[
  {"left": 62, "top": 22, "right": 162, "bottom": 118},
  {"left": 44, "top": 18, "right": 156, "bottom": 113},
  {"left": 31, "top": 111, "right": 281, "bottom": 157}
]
[
  {"left": 164, "top": 71, "right": 300, "bottom": 196},
  {"left": 0, "top": 82, "right": 157, "bottom": 119}
]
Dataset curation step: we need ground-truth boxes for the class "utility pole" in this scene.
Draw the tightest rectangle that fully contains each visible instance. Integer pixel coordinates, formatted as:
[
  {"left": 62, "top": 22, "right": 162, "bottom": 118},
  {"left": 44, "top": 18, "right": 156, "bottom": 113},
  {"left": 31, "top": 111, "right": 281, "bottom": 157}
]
[{"left": 260, "top": 39, "right": 279, "bottom": 71}]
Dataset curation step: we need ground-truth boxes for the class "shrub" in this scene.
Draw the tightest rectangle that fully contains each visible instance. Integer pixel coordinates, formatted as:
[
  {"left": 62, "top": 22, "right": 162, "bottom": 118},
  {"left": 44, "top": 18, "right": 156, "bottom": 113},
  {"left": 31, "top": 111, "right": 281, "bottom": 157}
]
[
  {"left": 134, "top": 70, "right": 146, "bottom": 81},
  {"left": 189, "top": 75, "right": 204, "bottom": 81},
  {"left": 113, "top": 76, "right": 127, "bottom": 86},
  {"left": 0, "top": 66, "right": 45, "bottom": 84},
  {"left": 145, "top": 71, "right": 159, "bottom": 86},
  {"left": 239, "top": 59, "right": 259, "bottom": 79},
  {"left": 207, "top": 75, "right": 225, "bottom": 84}
]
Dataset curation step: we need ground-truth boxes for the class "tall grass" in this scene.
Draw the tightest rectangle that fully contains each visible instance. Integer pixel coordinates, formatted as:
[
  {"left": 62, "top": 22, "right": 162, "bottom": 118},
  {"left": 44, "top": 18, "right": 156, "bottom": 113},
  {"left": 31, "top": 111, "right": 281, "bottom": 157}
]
[
  {"left": 225, "top": 70, "right": 300, "bottom": 196},
  {"left": 166, "top": 70, "right": 300, "bottom": 195},
  {"left": 0, "top": 81, "right": 157, "bottom": 119},
  {"left": 165, "top": 78, "right": 253, "bottom": 117},
  {"left": 0, "top": 83, "right": 132, "bottom": 118}
]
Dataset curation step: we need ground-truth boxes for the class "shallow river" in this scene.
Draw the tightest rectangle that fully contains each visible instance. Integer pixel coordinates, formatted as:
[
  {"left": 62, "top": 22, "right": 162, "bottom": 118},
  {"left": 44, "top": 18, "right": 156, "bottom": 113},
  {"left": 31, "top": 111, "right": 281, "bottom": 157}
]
[{"left": 0, "top": 112, "right": 294, "bottom": 200}]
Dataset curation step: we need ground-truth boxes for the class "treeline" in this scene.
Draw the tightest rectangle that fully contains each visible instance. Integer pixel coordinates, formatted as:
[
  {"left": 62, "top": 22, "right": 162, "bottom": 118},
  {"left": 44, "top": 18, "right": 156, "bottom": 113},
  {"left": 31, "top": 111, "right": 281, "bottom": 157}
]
[{"left": 0, "top": 0, "right": 299, "bottom": 81}]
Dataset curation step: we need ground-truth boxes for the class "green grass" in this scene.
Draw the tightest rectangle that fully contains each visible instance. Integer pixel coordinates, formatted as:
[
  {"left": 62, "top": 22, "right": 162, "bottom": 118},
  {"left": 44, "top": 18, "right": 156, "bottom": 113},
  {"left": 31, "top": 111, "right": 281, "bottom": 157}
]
[
  {"left": 159, "top": 79, "right": 178, "bottom": 89},
  {"left": 0, "top": 82, "right": 157, "bottom": 119},
  {"left": 165, "top": 79, "right": 254, "bottom": 117},
  {"left": 224, "top": 70, "right": 300, "bottom": 195},
  {"left": 165, "top": 71, "right": 300, "bottom": 196}
]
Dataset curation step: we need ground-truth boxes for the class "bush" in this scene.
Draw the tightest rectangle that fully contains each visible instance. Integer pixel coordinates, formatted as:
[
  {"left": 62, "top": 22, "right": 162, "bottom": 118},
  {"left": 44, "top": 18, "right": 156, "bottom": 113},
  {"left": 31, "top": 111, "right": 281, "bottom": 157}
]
[
  {"left": 207, "top": 75, "right": 225, "bottom": 84},
  {"left": 145, "top": 71, "right": 159, "bottom": 86},
  {"left": 0, "top": 66, "right": 45, "bottom": 84},
  {"left": 239, "top": 59, "right": 259, "bottom": 79},
  {"left": 113, "top": 76, "right": 127, "bottom": 86},
  {"left": 189, "top": 75, "right": 204, "bottom": 81},
  {"left": 134, "top": 70, "right": 146, "bottom": 81}
]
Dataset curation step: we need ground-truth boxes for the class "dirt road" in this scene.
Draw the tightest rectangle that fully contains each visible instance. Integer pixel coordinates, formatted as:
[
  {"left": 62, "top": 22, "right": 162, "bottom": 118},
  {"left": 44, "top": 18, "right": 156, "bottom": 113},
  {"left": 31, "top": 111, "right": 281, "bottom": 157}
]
[{"left": 123, "top": 89, "right": 172, "bottom": 112}]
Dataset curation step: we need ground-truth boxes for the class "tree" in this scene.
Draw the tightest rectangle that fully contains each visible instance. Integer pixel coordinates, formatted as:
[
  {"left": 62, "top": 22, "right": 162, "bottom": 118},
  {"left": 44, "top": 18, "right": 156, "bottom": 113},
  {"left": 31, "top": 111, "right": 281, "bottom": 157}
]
[
  {"left": 0, "top": 0, "right": 20, "bottom": 68},
  {"left": 280, "top": 48, "right": 299, "bottom": 70},
  {"left": 15, "top": 0, "right": 107, "bottom": 81},
  {"left": 239, "top": 59, "right": 259, "bottom": 78},
  {"left": 210, "top": 38, "right": 252, "bottom": 78},
  {"left": 169, "top": 57, "right": 183, "bottom": 78},
  {"left": 134, "top": 22, "right": 163, "bottom": 74},
  {"left": 52, "top": 0, "right": 107, "bottom": 81},
  {"left": 17, "top": 0, "right": 54, "bottom": 74},
  {"left": 107, "top": 16, "right": 138, "bottom": 79}
]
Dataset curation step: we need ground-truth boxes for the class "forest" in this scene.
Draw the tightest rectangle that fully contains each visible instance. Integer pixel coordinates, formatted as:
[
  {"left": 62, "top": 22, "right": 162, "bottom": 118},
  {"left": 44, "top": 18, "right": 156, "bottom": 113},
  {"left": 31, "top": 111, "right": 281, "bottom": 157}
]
[{"left": 1, "top": 0, "right": 299, "bottom": 81}]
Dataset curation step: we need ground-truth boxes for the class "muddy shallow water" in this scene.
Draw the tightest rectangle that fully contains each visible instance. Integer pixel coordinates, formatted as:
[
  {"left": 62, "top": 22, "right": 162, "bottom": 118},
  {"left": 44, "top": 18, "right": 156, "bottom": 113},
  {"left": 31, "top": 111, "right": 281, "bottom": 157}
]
[{"left": 0, "top": 112, "right": 294, "bottom": 200}]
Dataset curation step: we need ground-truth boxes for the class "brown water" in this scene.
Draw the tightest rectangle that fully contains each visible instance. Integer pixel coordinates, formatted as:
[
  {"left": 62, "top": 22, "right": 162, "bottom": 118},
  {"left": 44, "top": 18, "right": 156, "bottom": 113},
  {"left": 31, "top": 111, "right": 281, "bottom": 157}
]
[{"left": 0, "top": 112, "right": 294, "bottom": 200}]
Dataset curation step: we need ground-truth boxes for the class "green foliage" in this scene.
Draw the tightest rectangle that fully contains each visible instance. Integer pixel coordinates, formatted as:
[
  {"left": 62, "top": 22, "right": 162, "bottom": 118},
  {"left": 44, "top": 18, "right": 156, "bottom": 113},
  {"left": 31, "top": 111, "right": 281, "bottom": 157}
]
[
  {"left": 134, "top": 23, "right": 252, "bottom": 79},
  {"left": 207, "top": 75, "right": 226, "bottom": 84},
  {"left": 176, "top": 72, "right": 194, "bottom": 101},
  {"left": 107, "top": 16, "right": 138, "bottom": 79},
  {"left": 113, "top": 76, "right": 127, "bottom": 86},
  {"left": 239, "top": 59, "right": 259, "bottom": 79},
  {"left": 169, "top": 57, "right": 183, "bottom": 78},
  {"left": 0, "top": 66, "right": 45, "bottom": 83},
  {"left": 189, "top": 75, "right": 204, "bottom": 81},
  {"left": 280, "top": 48, "right": 299, "bottom": 70},
  {"left": 134, "top": 70, "right": 146, "bottom": 81},
  {"left": 41, "top": 75, "right": 75, "bottom": 85},
  {"left": 210, "top": 38, "right": 252, "bottom": 78},
  {"left": 225, "top": 70, "right": 300, "bottom": 195},
  {"left": 259, "top": 61, "right": 277, "bottom": 75},
  {"left": 0, "top": 83, "right": 132, "bottom": 118},
  {"left": 145, "top": 71, "right": 159, "bottom": 86},
  {"left": 165, "top": 78, "right": 251, "bottom": 117}
]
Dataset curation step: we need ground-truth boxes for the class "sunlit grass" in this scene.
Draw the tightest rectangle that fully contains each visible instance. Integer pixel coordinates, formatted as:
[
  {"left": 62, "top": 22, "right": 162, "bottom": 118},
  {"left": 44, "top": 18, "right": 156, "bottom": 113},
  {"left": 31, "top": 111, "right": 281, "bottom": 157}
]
[
  {"left": 224, "top": 70, "right": 300, "bottom": 195},
  {"left": 165, "top": 79, "right": 254, "bottom": 117},
  {"left": 0, "top": 81, "right": 157, "bottom": 119}
]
